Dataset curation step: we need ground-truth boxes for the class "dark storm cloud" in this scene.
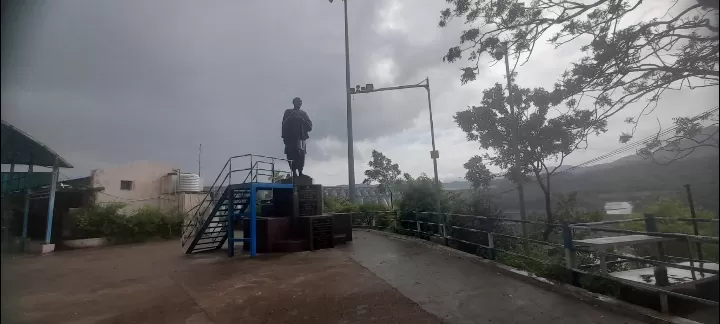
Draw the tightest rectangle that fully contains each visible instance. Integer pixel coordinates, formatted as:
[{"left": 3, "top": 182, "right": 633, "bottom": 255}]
[{"left": 1, "top": 0, "right": 461, "bottom": 179}]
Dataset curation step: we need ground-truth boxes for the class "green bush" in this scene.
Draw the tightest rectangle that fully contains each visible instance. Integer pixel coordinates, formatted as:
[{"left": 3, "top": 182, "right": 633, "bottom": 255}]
[{"left": 68, "top": 203, "right": 183, "bottom": 244}]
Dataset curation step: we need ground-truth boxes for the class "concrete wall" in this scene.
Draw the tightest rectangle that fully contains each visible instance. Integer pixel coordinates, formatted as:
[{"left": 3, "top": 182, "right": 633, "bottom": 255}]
[
  {"left": 91, "top": 161, "right": 179, "bottom": 214},
  {"left": 178, "top": 192, "right": 208, "bottom": 221}
]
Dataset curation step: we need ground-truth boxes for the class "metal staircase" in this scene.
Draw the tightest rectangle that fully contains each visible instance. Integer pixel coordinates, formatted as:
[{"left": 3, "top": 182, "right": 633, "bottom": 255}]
[{"left": 181, "top": 154, "right": 293, "bottom": 256}]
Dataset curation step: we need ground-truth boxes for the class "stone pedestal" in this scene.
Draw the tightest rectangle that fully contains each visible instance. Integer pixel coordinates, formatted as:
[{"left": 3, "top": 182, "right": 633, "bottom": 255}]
[
  {"left": 25, "top": 242, "right": 55, "bottom": 254},
  {"left": 298, "top": 214, "right": 334, "bottom": 250},
  {"left": 296, "top": 184, "right": 323, "bottom": 217},
  {"left": 331, "top": 213, "right": 353, "bottom": 244}
]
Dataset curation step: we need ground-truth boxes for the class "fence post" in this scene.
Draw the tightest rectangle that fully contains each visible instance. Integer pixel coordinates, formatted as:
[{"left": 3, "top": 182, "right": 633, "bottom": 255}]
[
  {"left": 371, "top": 212, "right": 377, "bottom": 228},
  {"left": 487, "top": 218, "right": 495, "bottom": 260},
  {"left": 415, "top": 212, "right": 421, "bottom": 236},
  {"left": 562, "top": 222, "right": 579, "bottom": 286},
  {"left": 441, "top": 213, "right": 449, "bottom": 246},
  {"left": 683, "top": 184, "right": 703, "bottom": 260},
  {"left": 645, "top": 213, "right": 670, "bottom": 313},
  {"left": 393, "top": 210, "right": 400, "bottom": 233},
  {"left": 644, "top": 213, "right": 669, "bottom": 285}
]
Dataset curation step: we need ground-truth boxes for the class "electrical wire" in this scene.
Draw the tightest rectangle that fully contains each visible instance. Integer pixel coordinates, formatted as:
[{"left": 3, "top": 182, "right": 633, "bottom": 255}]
[{"left": 489, "top": 107, "right": 719, "bottom": 196}]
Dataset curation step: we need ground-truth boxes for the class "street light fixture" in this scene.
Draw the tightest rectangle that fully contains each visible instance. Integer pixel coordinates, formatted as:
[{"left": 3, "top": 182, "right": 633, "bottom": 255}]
[
  {"left": 350, "top": 78, "right": 440, "bottom": 187},
  {"left": 352, "top": 77, "right": 443, "bottom": 242}
]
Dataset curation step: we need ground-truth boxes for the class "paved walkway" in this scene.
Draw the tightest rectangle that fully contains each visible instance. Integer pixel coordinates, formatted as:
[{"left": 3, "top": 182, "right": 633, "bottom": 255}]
[
  {"left": 1, "top": 232, "right": 645, "bottom": 324},
  {"left": 1, "top": 241, "right": 438, "bottom": 324},
  {"left": 349, "top": 230, "right": 644, "bottom": 324}
]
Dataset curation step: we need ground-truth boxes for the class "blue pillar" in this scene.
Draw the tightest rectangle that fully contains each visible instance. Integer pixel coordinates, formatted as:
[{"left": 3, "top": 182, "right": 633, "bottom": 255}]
[
  {"left": 22, "top": 164, "right": 33, "bottom": 238},
  {"left": 4, "top": 163, "right": 15, "bottom": 239},
  {"left": 250, "top": 186, "right": 257, "bottom": 257},
  {"left": 45, "top": 158, "right": 59, "bottom": 244},
  {"left": 562, "top": 222, "right": 579, "bottom": 286}
]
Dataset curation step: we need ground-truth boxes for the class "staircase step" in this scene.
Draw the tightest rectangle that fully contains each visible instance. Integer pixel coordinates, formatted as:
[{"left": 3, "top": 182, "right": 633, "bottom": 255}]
[{"left": 189, "top": 246, "right": 220, "bottom": 254}]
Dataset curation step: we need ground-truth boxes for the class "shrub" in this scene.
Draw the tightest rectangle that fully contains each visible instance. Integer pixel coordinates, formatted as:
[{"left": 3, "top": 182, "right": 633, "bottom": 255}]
[{"left": 68, "top": 203, "right": 183, "bottom": 244}]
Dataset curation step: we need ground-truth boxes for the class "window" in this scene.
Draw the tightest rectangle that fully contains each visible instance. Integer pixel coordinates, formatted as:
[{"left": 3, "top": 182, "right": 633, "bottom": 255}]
[{"left": 120, "top": 180, "right": 134, "bottom": 191}]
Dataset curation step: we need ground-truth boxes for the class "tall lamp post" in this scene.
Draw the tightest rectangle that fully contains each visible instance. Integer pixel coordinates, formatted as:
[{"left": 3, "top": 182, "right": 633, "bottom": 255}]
[
  {"left": 329, "top": 0, "right": 357, "bottom": 202},
  {"left": 352, "top": 78, "right": 443, "bottom": 243},
  {"left": 350, "top": 78, "right": 439, "bottom": 186}
]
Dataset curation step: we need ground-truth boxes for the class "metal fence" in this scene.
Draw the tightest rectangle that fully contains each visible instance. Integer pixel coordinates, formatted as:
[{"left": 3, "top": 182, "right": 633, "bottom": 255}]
[{"left": 351, "top": 210, "right": 719, "bottom": 315}]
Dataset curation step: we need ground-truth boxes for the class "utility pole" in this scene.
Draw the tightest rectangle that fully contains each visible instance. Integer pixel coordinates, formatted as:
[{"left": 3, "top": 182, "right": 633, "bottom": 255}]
[
  {"left": 330, "top": 0, "right": 356, "bottom": 203},
  {"left": 500, "top": 42, "right": 528, "bottom": 243},
  {"left": 198, "top": 144, "right": 202, "bottom": 177},
  {"left": 351, "top": 78, "right": 444, "bottom": 242}
]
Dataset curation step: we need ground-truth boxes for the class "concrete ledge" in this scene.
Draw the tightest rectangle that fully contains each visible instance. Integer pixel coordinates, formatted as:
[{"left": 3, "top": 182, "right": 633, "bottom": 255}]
[
  {"left": 25, "top": 242, "right": 55, "bottom": 254},
  {"left": 354, "top": 229, "right": 702, "bottom": 324},
  {"left": 63, "top": 238, "right": 109, "bottom": 249}
]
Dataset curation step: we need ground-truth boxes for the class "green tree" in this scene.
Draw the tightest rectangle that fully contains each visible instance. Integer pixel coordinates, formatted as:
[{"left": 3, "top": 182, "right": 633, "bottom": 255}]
[
  {"left": 363, "top": 150, "right": 403, "bottom": 209},
  {"left": 637, "top": 112, "right": 718, "bottom": 164},
  {"left": 455, "top": 82, "right": 606, "bottom": 239},
  {"left": 463, "top": 155, "right": 493, "bottom": 190},
  {"left": 396, "top": 173, "right": 447, "bottom": 216},
  {"left": 438, "top": 0, "right": 718, "bottom": 148}
]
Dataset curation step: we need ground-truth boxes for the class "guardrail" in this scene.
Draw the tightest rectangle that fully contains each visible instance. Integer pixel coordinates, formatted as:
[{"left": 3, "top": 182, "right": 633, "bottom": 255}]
[{"left": 351, "top": 210, "right": 719, "bottom": 315}]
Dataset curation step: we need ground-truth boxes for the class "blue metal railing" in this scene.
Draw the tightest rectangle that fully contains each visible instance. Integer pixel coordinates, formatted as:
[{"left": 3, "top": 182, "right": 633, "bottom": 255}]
[{"left": 180, "top": 154, "right": 292, "bottom": 247}]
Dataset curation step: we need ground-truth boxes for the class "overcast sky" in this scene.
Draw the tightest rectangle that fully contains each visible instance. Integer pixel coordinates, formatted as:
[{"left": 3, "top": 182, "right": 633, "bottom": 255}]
[{"left": 2, "top": 0, "right": 718, "bottom": 185}]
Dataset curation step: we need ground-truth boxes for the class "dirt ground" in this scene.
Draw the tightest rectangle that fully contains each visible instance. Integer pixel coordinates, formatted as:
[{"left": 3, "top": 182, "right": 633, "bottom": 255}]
[{"left": 1, "top": 240, "right": 440, "bottom": 324}]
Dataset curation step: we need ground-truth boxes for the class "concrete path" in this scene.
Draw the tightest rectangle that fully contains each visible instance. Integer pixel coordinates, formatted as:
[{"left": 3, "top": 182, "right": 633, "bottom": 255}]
[
  {"left": 348, "top": 230, "right": 645, "bottom": 324},
  {"left": 2, "top": 241, "right": 440, "bottom": 324}
]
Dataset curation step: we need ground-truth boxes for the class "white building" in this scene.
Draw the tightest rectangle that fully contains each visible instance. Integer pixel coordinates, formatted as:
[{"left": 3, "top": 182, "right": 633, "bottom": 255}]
[
  {"left": 603, "top": 201, "right": 634, "bottom": 219},
  {"left": 89, "top": 161, "right": 206, "bottom": 216}
]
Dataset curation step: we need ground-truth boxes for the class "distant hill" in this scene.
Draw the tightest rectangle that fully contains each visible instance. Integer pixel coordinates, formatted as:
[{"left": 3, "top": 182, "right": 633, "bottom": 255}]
[{"left": 443, "top": 126, "right": 719, "bottom": 213}]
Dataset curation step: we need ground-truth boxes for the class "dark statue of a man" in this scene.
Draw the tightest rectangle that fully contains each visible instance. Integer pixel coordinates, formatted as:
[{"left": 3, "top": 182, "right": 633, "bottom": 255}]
[{"left": 282, "top": 97, "right": 312, "bottom": 177}]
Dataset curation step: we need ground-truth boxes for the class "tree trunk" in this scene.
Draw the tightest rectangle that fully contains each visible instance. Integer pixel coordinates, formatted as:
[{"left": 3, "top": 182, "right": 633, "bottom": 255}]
[
  {"left": 389, "top": 190, "right": 394, "bottom": 210},
  {"left": 541, "top": 178, "right": 554, "bottom": 241}
]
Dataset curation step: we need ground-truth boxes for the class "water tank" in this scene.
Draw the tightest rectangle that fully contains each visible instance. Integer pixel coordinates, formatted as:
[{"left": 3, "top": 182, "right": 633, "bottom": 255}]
[{"left": 177, "top": 173, "right": 202, "bottom": 192}]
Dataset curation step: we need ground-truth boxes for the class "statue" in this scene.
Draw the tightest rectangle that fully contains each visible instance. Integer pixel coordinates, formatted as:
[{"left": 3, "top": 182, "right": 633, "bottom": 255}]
[{"left": 282, "top": 97, "right": 313, "bottom": 177}]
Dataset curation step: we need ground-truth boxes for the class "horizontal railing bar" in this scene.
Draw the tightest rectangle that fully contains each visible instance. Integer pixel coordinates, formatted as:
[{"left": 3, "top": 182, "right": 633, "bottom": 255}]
[
  {"left": 674, "top": 218, "right": 719, "bottom": 223},
  {"left": 229, "top": 154, "right": 291, "bottom": 162},
  {"left": 573, "top": 218, "right": 647, "bottom": 226},
  {"left": 571, "top": 267, "right": 720, "bottom": 307},
  {"left": 570, "top": 226, "right": 719, "bottom": 244},
  {"left": 424, "top": 212, "right": 563, "bottom": 227},
  {"left": 492, "top": 232, "right": 565, "bottom": 248},
  {"left": 573, "top": 248, "right": 720, "bottom": 274}
]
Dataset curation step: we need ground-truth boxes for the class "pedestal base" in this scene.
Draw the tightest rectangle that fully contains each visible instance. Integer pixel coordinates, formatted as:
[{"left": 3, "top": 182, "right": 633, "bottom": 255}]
[{"left": 26, "top": 242, "right": 55, "bottom": 254}]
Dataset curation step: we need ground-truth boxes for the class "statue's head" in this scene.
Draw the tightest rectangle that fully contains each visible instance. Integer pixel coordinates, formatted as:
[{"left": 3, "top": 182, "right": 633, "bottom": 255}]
[{"left": 292, "top": 97, "right": 302, "bottom": 109}]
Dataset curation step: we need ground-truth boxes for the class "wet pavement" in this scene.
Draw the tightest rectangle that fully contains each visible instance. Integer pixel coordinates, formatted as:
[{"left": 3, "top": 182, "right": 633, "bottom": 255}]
[
  {"left": 1, "top": 232, "right": 646, "bottom": 324},
  {"left": 1, "top": 240, "right": 438, "bottom": 324},
  {"left": 348, "top": 230, "right": 645, "bottom": 324}
]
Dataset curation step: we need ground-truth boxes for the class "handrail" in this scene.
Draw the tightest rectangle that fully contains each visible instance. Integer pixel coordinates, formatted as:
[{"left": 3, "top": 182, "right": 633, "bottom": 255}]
[{"left": 181, "top": 154, "right": 293, "bottom": 247}]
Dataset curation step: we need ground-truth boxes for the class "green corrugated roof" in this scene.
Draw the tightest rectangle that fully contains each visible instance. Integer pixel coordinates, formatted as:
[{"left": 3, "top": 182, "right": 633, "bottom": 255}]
[
  {"left": 1, "top": 172, "right": 54, "bottom": 193},
  {"left": 1, "top": 120, "right": 73, "bottom": 168}
]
